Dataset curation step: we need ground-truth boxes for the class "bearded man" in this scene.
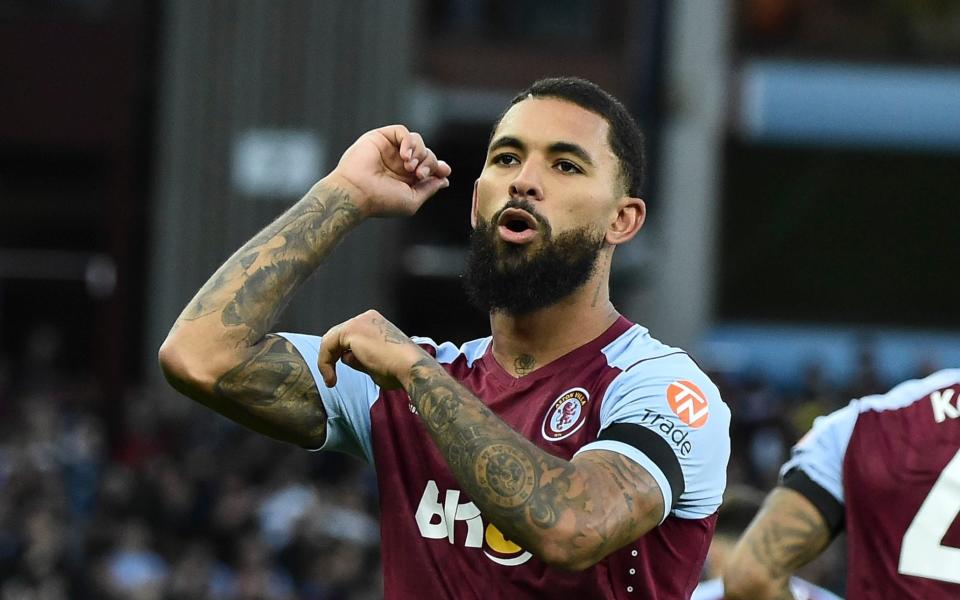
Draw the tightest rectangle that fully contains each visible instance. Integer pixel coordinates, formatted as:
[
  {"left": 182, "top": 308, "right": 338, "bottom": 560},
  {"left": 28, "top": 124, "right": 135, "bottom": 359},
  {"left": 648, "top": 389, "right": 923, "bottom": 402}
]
[{"left": 159, "top": 77, "right": 730, "bottom": 600}]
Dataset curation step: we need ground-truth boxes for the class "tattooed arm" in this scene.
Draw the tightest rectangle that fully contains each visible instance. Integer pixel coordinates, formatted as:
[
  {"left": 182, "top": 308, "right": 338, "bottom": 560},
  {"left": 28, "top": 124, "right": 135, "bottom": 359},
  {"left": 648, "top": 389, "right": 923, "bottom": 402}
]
[
  {"left": 158, "top": 125, "right": 450, "bottom": 447},
  {"left": 318, "top": 311, "right": 665, "bottom": 570},
  {"left": 405, "top": 359, "right": 664, "bottom": 571},
  {"left": 722, "top": 487, "right": 832, "bottom": 600}
]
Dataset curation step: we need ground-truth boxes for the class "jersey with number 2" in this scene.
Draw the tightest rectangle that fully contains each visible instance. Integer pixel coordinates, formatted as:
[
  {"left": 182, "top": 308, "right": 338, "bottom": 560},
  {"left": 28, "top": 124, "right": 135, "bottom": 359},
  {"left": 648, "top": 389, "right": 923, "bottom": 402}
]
[{"left": 782, "top": 369, "right": 960, "bottom": 599}]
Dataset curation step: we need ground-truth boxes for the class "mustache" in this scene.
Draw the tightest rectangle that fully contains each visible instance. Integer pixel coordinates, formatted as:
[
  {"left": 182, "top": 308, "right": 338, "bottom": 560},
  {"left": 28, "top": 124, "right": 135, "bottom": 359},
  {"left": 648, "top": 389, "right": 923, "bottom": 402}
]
[{"left": 489, "top": 198, "right": 550, "bottom": 231}]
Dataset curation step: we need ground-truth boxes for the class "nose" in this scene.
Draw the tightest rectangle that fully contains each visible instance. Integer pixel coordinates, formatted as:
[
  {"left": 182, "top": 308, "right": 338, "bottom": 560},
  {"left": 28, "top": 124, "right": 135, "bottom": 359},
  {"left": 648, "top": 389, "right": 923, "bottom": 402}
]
[{"left": 509, "top": 163, "right": 544, "bottom": 202}]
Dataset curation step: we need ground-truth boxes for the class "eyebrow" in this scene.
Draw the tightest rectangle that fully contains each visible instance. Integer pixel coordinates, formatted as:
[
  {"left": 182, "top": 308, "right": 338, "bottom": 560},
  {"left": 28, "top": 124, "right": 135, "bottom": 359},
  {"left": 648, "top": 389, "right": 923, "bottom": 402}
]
[{"left": 488, "top": 136, "right": 596, "bottom": 168}]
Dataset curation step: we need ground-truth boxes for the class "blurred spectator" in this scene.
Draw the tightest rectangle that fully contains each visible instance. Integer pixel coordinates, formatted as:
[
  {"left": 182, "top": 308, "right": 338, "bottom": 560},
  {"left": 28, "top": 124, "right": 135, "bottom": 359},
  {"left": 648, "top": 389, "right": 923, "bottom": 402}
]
[{"left": 100, "top": 519, "right": 169, "bottom": 599}]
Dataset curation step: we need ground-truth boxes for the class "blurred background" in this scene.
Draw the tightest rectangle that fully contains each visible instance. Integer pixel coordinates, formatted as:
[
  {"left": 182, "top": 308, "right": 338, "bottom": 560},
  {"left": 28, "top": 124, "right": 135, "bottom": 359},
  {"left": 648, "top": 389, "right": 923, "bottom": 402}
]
[{"left": 0, "top": 0, "right": 958, "bottom": 597}]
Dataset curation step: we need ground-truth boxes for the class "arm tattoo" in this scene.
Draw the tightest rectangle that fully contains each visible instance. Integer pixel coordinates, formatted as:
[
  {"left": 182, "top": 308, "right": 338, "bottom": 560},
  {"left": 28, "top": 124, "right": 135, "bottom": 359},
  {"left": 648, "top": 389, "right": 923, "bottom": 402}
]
[
  {"left": 372, "top": 316, "right": 409, "bottom": 344},
  {"left": 744, "top": 488, "right": 832, "bottom": 590},
  {"left": 211, "top": 335, "right": 327, "bottom": 447},
  {"left": 513, "top": 354, "right": 536, "bottom": 376},
  {"left": 173, "top": 184, "right": 358, "bottom": 446},
  {"left": 405, "top": 358, "right": 661, "bottom": 566},
  {"left": 181, "top": 184, "right": 362, "bottom": 346}
]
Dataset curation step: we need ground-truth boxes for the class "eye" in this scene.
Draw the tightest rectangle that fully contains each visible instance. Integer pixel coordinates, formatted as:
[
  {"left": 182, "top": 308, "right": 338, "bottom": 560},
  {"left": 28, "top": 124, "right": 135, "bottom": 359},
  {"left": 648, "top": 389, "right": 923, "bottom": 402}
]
[
  {"left": 492, "top": 153, "right": 520, "bottom": 167},
  {"left": 555, "top": 160, "right": 584, "bottom": 174}
]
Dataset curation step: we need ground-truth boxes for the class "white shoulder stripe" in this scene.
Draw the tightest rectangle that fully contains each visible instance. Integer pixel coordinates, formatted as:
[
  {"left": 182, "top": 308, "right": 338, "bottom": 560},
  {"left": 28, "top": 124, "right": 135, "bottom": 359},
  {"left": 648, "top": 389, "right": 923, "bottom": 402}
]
[
  {"left": 601, "top": 324, "right": 687, "bottom": 371},
  {"left": 858, "top": 368, "right": 960, "bottom": 414}
]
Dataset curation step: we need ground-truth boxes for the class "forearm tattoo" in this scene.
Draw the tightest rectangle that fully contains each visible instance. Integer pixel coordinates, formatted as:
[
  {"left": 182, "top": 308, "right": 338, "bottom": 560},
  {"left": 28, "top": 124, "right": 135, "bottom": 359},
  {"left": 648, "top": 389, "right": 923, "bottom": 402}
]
[
  {"left": 406, "top": 358, "right": 660, "bottom": 565},
  {"left": 372, "top": 316, "right": 409, "bottom": 345},
  {"left": 175, "top": 184, "right": 359, "bottom": 445},
  {"left": 181, "top": 184, "right": 362, "bottom": 346},
  {"left": 745, "top": 489, "right": 832, "bottom": 590}
]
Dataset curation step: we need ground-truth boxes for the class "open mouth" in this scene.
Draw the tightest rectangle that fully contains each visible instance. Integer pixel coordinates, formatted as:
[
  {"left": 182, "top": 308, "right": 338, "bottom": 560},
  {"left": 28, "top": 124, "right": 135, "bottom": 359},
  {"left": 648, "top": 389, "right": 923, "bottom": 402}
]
[
  {"left": 496, "top": 208, "right": 540, "bottom": 244},
  {"left": 498, "top": 208, "right": 538, "bottom": 232}
]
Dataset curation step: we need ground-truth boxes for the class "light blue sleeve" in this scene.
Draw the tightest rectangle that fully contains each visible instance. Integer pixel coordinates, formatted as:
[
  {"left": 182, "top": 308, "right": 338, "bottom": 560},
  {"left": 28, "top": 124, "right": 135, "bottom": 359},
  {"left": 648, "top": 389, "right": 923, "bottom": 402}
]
[
  {"left": 780, "top": 401, "right": 859, "bottom": 505},
  {"left": 276, "top": 332, "right": 380, "bottom": 464},
  {"left": 576, "top": 353, "right": 731, "bottom": 521}
]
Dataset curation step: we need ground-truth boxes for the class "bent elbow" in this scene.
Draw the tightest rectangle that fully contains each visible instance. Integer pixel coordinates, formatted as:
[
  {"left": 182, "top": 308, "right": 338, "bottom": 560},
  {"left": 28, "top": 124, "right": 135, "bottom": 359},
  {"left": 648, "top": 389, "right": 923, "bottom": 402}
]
[
  {"left": 537, "top": 550, "right": 595, "bottom": 573},
  {"left": 158, "top": 338, "right": 189, "bottom": 390},
  {"left": 158, "top": 336, "right": 217, "bottom": 398},
  {"left": 533, "top": 535, "right": 603, "bottom": 572}
]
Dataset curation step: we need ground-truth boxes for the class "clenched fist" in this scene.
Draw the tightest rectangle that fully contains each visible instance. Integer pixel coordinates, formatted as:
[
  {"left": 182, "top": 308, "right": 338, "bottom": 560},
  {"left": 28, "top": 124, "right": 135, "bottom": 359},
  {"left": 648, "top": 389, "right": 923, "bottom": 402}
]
[{"left": 323, "top": 125, "right": 452, "bottom": 218}]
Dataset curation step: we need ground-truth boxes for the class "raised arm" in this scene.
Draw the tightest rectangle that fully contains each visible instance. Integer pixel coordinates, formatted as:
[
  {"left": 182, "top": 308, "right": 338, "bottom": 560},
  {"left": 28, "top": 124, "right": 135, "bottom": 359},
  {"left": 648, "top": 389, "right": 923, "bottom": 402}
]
[
  {"left": 158, "top": 126, "right": 450, "bottom": 447},
  {"left": 722, "top": 487, "right": 832, "bottom": 600},
  {"left": 316, "top": 311, "right": 666, "bottom": 571}
]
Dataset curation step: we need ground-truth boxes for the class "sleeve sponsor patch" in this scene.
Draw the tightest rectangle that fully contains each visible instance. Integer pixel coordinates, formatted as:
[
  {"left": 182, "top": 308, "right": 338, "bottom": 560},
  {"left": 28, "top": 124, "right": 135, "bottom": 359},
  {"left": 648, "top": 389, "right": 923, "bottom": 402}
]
[{"left": 666, "top": 380, "right": 710, "bottom": 429}]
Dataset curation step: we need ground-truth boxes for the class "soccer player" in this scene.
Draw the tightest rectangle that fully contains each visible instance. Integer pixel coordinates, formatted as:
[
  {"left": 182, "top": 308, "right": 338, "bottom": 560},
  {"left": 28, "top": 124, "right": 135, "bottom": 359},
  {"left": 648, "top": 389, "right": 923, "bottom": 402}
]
[
  {"left": 723, "top": 369, "right": 960, "bottom": 599},
  {"left": 159, "top": 77, "right": 730, "bottom": 599},
  {"left": 691, "top": 486, "right": 840, "bottom": 600}
]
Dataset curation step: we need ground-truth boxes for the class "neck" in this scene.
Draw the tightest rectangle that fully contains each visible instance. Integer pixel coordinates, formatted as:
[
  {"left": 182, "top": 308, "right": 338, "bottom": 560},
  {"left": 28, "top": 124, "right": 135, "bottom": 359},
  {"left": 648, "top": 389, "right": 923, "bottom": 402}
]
[{"left": 489, "top": 269, "right": 620, "bottom": 378}]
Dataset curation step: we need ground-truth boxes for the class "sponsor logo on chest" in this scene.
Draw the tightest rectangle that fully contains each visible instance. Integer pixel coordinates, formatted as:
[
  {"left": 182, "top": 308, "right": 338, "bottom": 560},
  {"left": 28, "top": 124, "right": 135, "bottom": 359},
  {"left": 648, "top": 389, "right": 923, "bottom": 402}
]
[
  {"left": 541, "top": 387, "right": 590, "bottom": 441},
  {"left": 414, "top": 480, "right": 533, "bottom": 567}
]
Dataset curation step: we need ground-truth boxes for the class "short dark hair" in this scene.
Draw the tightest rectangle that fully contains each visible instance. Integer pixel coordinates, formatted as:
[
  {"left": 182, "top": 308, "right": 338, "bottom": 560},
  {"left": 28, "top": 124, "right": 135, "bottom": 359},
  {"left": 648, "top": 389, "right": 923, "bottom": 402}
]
[{"left": 491, "top": 76, "right": 646, "bottom": 197}]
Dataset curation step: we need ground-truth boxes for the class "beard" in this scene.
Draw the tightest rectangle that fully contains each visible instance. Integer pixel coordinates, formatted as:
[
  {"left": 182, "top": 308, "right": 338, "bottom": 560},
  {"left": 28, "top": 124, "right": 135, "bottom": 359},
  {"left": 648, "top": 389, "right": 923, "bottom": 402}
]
[{"left": 463, "top": 200, "right": 606, "bottom": 316}]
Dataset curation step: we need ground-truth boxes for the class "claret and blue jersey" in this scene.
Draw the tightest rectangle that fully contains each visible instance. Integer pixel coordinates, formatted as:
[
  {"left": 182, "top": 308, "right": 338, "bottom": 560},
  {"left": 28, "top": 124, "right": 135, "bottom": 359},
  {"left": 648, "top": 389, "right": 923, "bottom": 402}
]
[
  {"left": 782, "top": 368, "right": 960, "bottom": 600},
  {"left": 280, "top": 317, "right": 731, "bottom": 600}
]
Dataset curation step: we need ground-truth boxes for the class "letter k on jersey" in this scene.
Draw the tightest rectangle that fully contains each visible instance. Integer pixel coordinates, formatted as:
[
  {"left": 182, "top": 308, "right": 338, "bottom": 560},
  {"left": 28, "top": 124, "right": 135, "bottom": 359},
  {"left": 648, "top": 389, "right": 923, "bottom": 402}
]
[
  {"left": 667, "top": 380, "right": 709, "bottom": 429},
  {"left": 930, "top": 388, "right": 959, "bottom": 423}
]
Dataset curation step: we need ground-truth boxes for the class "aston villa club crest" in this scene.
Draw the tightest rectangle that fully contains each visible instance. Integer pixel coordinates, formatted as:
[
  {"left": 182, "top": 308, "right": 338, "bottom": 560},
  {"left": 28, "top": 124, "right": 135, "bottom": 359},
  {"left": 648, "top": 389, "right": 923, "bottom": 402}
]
[{"left": 541, "top": 388, "right": 589, "bottom": 441}]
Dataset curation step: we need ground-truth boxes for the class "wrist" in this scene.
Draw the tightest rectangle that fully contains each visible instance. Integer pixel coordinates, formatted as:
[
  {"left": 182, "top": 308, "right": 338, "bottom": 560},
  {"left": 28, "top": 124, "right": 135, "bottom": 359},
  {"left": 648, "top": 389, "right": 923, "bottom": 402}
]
[
  {"left": 397, "top": 349, "right": 438, "bottom": 394},
  {"left": 315, "top": 173, "right": 370, "bottom": 218}
]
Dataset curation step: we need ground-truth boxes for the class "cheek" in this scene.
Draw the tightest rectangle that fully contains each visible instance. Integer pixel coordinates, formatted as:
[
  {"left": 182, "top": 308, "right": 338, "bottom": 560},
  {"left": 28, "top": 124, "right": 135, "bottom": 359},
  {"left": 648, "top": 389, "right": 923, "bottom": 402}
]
[
  {"left": 474, "top": 176, "right": 500, "bottom": 221},
  {"left": 559, "top": 194, "right": 607, "bottom": 229}
]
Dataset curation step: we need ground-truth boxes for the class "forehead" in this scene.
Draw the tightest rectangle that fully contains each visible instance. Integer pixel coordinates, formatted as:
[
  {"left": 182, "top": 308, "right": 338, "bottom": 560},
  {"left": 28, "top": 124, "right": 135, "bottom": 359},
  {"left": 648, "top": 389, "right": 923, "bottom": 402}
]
[{"left": 491, "top": 97, "right": 614, "bottom": 160}]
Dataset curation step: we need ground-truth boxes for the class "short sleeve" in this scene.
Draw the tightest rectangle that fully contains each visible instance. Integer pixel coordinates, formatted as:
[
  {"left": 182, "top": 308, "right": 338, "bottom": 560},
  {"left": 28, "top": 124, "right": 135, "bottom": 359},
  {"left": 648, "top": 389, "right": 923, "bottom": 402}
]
[
  {"left": 575, "top": 353, "right": 730, "bottom": 522},
  {"left": 277, "top": 332, "right": 380, "bottom": 464},
  {"left": 780, "top": 400, "right": 859, "bottom": 506}
]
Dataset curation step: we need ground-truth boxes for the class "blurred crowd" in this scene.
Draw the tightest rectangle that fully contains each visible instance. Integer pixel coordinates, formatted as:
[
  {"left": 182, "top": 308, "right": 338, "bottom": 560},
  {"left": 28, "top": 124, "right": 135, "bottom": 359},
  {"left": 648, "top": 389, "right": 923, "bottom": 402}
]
[
  {"left": 0, "top": 326, "right": 942, "bottom": 599},
  {"left": 0, "top": 327, "right": 381, "bottom": 600}
]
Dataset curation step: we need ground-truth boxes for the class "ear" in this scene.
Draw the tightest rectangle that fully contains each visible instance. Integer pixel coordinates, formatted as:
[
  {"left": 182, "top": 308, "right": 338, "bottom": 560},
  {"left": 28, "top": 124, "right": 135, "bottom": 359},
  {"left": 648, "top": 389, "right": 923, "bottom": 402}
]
[
  {"left": 605, "top": 197, "right": 646, "bottom": 246},
  {"left": 470, "top": 179, "right": 480, "bottom": 229}
]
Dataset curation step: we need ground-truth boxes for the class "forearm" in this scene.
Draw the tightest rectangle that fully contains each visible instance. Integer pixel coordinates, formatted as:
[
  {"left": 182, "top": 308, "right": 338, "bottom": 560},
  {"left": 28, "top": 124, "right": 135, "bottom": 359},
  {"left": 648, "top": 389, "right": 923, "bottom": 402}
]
[
  {"left": 723, "top": 487, "right": 830, "bottom": 600},
  {"left": 161, "top": 125, "right": 449, "bottom": 446},
  {"left": 166, "top": 179, "right": 362, "bottom": 354},
  {"left": 402, "top": 357, "right": 656, "bottom": 570}
]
